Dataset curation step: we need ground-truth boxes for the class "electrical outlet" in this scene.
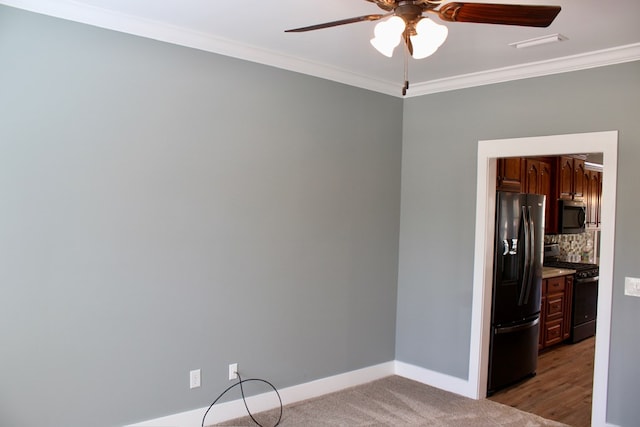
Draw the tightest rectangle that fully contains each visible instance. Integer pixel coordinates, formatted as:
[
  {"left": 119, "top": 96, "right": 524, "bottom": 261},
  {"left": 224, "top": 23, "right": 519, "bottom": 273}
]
[
  {"left": 625, "top": 277, "right": 640, "bottom": 297},
  {"left": 229, "top": 363, "right": 238, "bottom": 381},
  {"left": 190, "top": 369, "right": 201, "bottom": 389}
]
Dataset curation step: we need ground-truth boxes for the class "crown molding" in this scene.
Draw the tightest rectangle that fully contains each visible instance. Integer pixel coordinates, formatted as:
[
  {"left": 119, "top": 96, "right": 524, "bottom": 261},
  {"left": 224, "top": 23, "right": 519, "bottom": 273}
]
[
  {"left": 2, "top": 0, "right": 639, "bottom": 98},
  {"left": 0, "top": 0, "right": 402, "bottom": 96},
  {"left": 405, "top": 43, "right": 640, "bottom": 97}
]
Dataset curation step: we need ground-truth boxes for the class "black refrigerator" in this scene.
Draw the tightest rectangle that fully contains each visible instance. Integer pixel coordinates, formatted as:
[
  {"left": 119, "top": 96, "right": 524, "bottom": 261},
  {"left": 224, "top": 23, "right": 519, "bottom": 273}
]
[{"left": 488, "top": 192, "right": 545, "bottom": 395}]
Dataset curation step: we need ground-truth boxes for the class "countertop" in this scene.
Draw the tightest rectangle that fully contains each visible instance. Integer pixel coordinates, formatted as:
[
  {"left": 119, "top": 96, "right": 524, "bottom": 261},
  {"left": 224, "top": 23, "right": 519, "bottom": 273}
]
[{"left": 542, "top": 266, "right": 576, "bottom": 279}]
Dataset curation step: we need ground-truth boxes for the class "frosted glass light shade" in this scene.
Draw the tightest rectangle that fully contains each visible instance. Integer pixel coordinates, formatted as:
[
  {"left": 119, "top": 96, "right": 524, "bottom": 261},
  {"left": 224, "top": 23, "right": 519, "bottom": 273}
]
[
  {"left": 370, "top": 16, "right": 406, "bottom": 57},
  {"left": 411, "top": 18, "right": 448, "bottom": 59}
]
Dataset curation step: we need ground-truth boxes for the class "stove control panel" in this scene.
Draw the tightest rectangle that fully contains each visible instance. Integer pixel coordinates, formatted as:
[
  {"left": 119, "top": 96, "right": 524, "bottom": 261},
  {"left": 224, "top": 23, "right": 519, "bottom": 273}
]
[{"left": 576, "top": 269, "right": 599, "bottom": 280}]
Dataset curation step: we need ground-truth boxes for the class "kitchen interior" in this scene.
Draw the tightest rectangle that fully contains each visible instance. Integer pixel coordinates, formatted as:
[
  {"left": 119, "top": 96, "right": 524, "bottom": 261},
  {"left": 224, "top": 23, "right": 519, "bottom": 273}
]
[{"left": 488, "top": 154, "right": 603, "bottom": 426}]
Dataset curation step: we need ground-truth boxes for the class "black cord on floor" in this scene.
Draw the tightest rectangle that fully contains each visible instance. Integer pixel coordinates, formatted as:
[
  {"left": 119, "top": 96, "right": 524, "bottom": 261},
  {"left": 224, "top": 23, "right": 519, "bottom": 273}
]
[{"left": 201, "top": 372, "right": 283, "bottom": 427}]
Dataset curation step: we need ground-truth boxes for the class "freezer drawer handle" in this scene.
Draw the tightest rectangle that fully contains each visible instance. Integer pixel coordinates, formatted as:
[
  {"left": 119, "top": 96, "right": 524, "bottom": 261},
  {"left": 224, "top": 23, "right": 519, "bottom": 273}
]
[{"left": 495, "top": 317, "right": 539, "bottom": 335}]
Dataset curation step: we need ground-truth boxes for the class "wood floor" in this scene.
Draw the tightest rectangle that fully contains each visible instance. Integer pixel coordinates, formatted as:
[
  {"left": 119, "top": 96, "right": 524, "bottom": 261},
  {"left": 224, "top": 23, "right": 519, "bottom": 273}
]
[{"left": 488, "top": 336, "right": 595, "bottom": 427}]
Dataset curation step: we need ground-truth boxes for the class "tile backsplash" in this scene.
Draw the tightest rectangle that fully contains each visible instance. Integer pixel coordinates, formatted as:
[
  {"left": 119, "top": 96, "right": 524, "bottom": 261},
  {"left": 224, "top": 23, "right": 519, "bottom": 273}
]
[{"left": 545, "top": 231, "right": 597, "bottom": 263}]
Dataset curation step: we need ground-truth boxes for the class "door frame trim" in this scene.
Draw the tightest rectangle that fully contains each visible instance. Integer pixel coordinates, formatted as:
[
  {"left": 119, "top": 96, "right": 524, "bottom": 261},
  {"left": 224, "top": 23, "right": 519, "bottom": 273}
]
[{"left": 468, "top": 131, "right": 618, "bottom": 426}]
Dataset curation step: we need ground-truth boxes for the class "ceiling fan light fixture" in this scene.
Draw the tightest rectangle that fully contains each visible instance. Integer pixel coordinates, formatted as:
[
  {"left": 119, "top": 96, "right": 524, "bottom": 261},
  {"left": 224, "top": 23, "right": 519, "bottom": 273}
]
[
  {"left": 410, "top": 17, "right": 448, "bottom": 59},
  {"left": 285, "top": 0, "right": 562, "bottom": 95},
  {"left": 370, "top": 35, "right": 399, "bottom": 57},
  {"left": 370, "top": 15, "right": 406, "bottom": 57}
]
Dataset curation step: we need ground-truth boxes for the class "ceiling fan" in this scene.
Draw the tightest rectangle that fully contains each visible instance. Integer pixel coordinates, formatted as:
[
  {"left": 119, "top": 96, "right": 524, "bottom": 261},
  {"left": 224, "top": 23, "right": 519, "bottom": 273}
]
[{"left": 285, "top": 1, "right": 561, "bottom": 95}]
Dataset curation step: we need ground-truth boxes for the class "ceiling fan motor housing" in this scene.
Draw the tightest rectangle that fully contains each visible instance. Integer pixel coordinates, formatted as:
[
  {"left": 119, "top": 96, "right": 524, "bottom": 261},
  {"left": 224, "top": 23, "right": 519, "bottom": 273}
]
[{"left": 396, "top": 1, "right": 427, "bottom": 34}]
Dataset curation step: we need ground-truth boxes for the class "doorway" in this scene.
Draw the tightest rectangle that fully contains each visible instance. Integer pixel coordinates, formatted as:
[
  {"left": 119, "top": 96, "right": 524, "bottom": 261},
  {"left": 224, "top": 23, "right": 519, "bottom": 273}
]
[
  {"left": 468, "top": 131, "right": 618, "bottom": 427},
  {"left": 489, "top": 335, "right": 595, "bottom": 425}
]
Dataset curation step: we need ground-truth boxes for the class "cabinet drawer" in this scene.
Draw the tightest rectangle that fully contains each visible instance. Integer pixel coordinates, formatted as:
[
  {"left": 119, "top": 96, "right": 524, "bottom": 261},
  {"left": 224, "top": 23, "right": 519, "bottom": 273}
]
[
  {"left": 546, "top": 295, "right": 564, "bottom": 318},
  {"left": 544, "top": 319, "right": 563, "bottom": 346},
  {"left": 546, "top": 276, "right": 565, "bottom": 294}
]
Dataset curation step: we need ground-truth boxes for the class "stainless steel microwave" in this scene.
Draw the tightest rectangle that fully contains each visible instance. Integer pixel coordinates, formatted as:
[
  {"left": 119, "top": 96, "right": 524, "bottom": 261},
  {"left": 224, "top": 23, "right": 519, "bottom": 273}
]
[{"left": 558, "top": 199, "right": 586, "bottom": 234}]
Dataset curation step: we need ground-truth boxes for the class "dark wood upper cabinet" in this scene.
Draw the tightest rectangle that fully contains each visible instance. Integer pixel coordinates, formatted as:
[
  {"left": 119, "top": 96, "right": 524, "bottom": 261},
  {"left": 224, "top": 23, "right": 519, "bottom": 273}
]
[
  {"left": 498, "top": 155, "right": 602, "bottom": 233},
  {"left": 496, "top": 157, "right": 523, "bottom": 193},
  {"left": 574, "top": 159, "right": 586, "bottom": 199},
  {"left": 524, "top": 158, "right": 554, "bottom": 233},
  {"left": 525, "top": 159, "right": 541, "bottom": 194},
  {"left": 596, "top": 171, "right": 603, "bottom": 225},
  {"left": 585, "top": 169, "right": 603, "bottom": 227},
  {"left": 524, "top": 159, "right": 552, "bottom": 195},
  {"left": 557, "top": 156, "right": 574, "bottom": 199},
  {"left": 557, "top": 156, "right": 585, "bottom": 200}
]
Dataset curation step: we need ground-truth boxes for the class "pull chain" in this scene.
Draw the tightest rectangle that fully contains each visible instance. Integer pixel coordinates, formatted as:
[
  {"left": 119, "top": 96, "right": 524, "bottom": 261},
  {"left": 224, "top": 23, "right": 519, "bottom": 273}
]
[{"left": 402, "top": 36, "right": 409, "bottom": 96}]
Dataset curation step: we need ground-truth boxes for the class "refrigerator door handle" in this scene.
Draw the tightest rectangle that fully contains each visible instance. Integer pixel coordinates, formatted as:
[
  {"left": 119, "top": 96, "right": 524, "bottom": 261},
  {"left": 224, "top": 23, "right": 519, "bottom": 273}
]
[
  {"left": 502, "top": 239, "right": 510, "bottom": 256},
  {"left": 494, "top": 317, "right": 539, "bottom": 335},
  {"left": 518, "top": 206, "right": 531, "bottom": 306},
  {"left": 523, "top": 206, "right": 535, "bottom": 305}
]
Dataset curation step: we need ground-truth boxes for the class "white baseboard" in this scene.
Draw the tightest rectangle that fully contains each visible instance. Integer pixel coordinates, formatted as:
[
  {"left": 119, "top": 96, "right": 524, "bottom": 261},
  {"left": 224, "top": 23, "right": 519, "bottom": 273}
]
[
  {"left": 128, "top": 359, "right": 614, "bottom": 427},
  {"left": 394, "top": 360, "right": 475, "bottom": 399},
  {"left": 127, "top": 361, "right": 395, "bottom": 427}
]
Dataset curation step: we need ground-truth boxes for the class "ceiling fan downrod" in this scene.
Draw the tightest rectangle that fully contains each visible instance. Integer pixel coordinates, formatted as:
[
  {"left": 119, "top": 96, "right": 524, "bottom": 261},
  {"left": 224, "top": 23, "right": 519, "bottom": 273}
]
[{"left": 402, "top": 33, "right": 410, "bottom": 96}]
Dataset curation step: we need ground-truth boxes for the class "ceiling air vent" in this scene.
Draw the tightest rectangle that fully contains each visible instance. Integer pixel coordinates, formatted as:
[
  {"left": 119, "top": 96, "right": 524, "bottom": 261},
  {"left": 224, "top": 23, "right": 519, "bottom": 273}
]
[{"left": 509, "top": 33, "right": 567, "bottom": 49}]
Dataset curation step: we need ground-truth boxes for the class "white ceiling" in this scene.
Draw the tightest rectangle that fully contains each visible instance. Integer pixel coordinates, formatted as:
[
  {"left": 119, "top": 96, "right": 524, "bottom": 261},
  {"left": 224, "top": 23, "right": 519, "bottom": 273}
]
[{"left": 2, "top": 0, "right": 640, "bottom": 97}]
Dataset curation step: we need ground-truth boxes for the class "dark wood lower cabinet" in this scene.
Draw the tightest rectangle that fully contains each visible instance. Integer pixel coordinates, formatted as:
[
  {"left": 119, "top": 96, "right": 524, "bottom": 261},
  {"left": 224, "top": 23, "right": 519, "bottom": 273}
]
[
  {"left": 539, "top": 274, "right": 573, "bottom": 350},
  {"left": 544, "top": 318, "right": 563, "bottom": 347}
]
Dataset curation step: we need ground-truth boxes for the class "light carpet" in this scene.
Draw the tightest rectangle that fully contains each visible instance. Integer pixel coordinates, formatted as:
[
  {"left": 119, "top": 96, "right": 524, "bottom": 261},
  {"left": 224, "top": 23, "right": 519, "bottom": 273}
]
[{"left": 214, "top": 375, "right": 567, "bottom": 426}]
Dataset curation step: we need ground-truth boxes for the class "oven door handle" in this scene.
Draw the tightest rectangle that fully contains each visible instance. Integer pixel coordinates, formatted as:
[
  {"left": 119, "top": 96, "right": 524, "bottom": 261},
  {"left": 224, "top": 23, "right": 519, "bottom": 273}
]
[{"left": 575, "top": 276, "right": 599, "bottom": 284}]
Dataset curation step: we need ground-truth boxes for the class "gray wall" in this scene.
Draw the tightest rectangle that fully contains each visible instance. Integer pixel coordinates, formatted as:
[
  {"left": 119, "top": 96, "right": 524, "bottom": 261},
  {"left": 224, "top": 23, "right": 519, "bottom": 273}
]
[
  {"left": 0, "top": 6, "right": 402, "bottom": 427},
  {"left": 3, "top": 3, "right": 640, "bottom": 427},
  {"left": 397, "top": 61, "right": 640, "bottom": 426}
]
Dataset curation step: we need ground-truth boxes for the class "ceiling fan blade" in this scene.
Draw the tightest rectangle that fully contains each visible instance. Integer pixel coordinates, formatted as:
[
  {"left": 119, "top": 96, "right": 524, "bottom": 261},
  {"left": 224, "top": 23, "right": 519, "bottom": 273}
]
[
  {"left": 285, "top": 14, "right": 385, "bottom": 33},
  {"left": 364, "top": 0, "right": 397, "bottom": 12},
  {"left": 437, "top": 2, "right": 561, "bottom": 27}
]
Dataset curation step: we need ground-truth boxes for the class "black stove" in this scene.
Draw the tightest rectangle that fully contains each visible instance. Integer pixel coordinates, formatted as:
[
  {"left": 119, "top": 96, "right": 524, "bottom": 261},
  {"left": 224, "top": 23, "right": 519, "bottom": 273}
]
[{"left": 543, "top": 243, "right": 599, "bottom": 279}]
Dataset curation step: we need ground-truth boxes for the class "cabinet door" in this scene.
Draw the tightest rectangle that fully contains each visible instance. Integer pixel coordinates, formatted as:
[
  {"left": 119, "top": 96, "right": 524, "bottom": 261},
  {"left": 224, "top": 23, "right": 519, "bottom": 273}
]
[
  {"left": 543, "top": 276, "right": 565, "bottom": 348},
  {"left": 525, "top": 159, "right": 541, "bottom": 194},
  {"left": 539, "top": 160, "right": 553, "bottom": 233},
  {"left": 557, "top": 157, "right": 574, "bottom": 200},
  {"left": 497, "top": 158, "right": 523, "bottom": 192},
  {"left": 587, "top": 170, "right": 598, "bottom": 226},
  {"left": 524, "top": 159, "right": 553, "bottom": 233},
  {"left": 573, "top": 159, "right": 586, "bottom": 200},
  {"left": 594, "top": 171, "right": 602, "bottom": 226},
  {"left": 585, "top": 170, "right": 603, "bottom": 226},
  {"left": 585, "top": 170, "right": 594, "bottom": 225}
]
